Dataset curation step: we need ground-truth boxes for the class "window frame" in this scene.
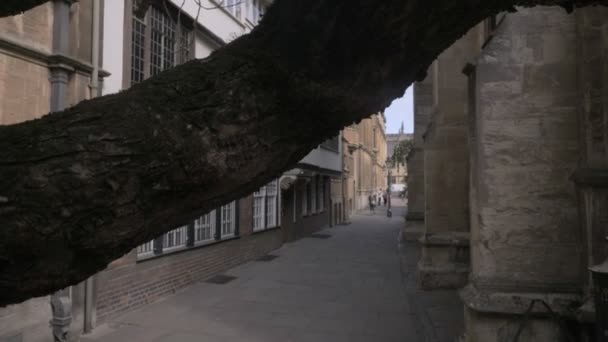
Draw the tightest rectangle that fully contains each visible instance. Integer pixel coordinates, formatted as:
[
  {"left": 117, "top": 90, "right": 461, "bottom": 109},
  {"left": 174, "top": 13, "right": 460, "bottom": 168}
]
[
  {"left": 220, "top": 201, "right": 237, "bottom": 238},
  {"left": 253, "top": 179, "right": 279, "bottom": 232},
  {"left": 124, "top": 0, "right": 195, "bottom": 88},
  {"left": 194, "top": 211, "right": 216, "bottom": 245}
]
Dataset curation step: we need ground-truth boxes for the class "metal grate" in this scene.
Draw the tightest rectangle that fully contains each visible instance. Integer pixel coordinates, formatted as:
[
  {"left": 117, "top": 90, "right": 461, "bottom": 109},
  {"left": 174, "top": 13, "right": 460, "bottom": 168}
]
[
  {"left": 205, "top": 274, "right": 237, "bottom": 285},
  {"left": 256, "top": 254, "right": 279, "bottom": 262},
  {"left": 309, "top": 233, "right": 332, "bottom": 239}
]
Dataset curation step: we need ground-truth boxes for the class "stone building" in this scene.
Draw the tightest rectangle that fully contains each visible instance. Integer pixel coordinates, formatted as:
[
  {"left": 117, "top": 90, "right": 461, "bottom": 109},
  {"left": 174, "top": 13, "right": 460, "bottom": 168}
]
[
  {"left": 407, "top": 6, "right": 608, "bottom": 342},
  {"left": 0, "top": 1, "right": 108, "bottom": 341},
  {"left": 342, "top": 112, "right": 388, "bottom": 215},
  {"left": 0, "top": 1, "right": 343, "bottom": 341},
  {"left": 386, "top": 127, "right": 413, "bottom": 193}
]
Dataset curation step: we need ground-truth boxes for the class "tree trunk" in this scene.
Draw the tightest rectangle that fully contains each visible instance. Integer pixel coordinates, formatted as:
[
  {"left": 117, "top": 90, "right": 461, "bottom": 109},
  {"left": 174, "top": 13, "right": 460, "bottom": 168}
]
[{"left": 0, "top": 0, "right": 606, "bottom": 306}]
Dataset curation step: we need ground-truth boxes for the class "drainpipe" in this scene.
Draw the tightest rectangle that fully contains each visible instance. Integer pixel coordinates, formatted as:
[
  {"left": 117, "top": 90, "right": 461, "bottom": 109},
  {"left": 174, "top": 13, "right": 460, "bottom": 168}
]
[
  {"left": 49, "top": 1, "right": 74, "bottom": 341},
  {"left": 89, "top": 0, "right": 100, "bottom": 97},
  {"left": 84, "top": 0, "right": 101, "bottom": 334}
]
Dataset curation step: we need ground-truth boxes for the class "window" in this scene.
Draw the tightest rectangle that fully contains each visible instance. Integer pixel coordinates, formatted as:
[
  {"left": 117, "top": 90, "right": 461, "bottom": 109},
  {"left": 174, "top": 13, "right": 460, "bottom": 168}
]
[
  {"left": 221, "top": 201, "right": 236, "bottom": 238},
  {"left": 253, "top": 186, "right": 266, "bottom": 231},
  {"left": 150, "top": 7, "right": 176, "bottom": 76},
  {"left": 194, "top": 211, "right": 215, "bottom": 244},
  {"left": 317, "top": 177, "right": 324, "bottom": 212},
  {"left": 225, "top": 0, "right": 242, "bottom": 20},
  {"left": 129, "top": 4, "right": 192, "bottom": 85},
  {"left": 137, "top": 240, "right": 154, "bottom": 257},
  {"left": 131, "top": 15, "right": 146, "bottom": 85},
  {"left": 253, "top": 180, "right": 278, "bottom": 231},
  {"left": 248, "top": 0, "right": 265, "bottom": 24},
  {"left": 163, "top": 225, "right": 188, "bottom": 251},
  {"left": 265, "top": 180, "right": 278, "bottom": 227}
]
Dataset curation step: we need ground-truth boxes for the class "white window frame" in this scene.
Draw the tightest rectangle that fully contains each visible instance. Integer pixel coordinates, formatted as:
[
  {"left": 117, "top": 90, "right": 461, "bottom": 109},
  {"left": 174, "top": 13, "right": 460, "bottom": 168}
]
[
  {"left": 265, "top": 179, "right": 278, "bottom": 228},
  {"left": 253, "top": 186, "right": 266, "bottom": 231},
  {"left": 194, "top": 210, "right": 216, "bottom": 245},
  {"left": 163, "top": 225, "right": 188, "bottom": 252},
  {"left": 137, "top": 239, "right": 154, "bottom": 257},
  {"left": 224, "top": 0, "right": 242, "bottom": 20},
  {"left": 253, "top": 179, "right": 279, "bottom": 231},
  {"left": 221, "top": 201, "right": 236, "bottom": 238}
]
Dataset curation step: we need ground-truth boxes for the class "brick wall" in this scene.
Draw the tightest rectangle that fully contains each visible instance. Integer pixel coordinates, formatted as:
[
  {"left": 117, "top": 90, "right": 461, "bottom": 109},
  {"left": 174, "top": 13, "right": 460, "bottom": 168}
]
[
  {"left": 280, "top": 178, "right": 332, "bottom": 242},
  {"left": 95, "top": 226, "right": 282, "bottom": 323}
]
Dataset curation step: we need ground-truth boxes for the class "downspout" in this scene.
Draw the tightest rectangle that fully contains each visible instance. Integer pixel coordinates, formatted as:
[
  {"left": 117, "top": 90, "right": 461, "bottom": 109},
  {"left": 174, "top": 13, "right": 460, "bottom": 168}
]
[
  {"left": 84, "top": 0, "right": 101, "bottom": 334},
  {"left": 49, "top": 1, "right": 74, "bottom": 341},
  {"left": 89, "top": 0, "right": 100, "bottom": 97}
]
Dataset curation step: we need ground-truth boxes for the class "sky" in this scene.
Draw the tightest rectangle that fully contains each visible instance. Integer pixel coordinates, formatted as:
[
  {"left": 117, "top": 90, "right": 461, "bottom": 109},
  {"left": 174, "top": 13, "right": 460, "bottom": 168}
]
[{"left": 384, "top": 86, "right": 413, "bottom": 134}]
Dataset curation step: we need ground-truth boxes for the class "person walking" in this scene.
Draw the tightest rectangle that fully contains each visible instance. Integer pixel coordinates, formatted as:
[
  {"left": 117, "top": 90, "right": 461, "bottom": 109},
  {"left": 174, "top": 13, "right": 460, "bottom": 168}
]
[{"left": 368, "top": 193, "right": 376, "bottom": 214}]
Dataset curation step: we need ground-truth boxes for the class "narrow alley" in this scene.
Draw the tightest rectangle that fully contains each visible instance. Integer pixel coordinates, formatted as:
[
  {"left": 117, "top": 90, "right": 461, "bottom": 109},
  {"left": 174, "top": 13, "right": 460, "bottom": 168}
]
[{"left": 82, "top": 200, "right": 462, "bottom": 342}]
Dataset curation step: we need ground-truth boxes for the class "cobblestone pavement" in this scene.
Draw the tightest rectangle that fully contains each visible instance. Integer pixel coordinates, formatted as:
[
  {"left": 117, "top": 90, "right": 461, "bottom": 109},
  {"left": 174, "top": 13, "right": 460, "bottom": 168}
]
[{"left": 83, "top": 200, "right": 462, "bottom": 342}]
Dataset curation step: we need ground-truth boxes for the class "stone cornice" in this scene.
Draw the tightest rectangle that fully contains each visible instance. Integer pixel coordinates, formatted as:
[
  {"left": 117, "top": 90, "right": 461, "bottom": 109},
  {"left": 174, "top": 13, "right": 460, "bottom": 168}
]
[
  {"left": 0, "top": 35, "right": 110, "bottom": 78},
  {"left": 419, "top": 232, "right": 470, "bottom": 247}
]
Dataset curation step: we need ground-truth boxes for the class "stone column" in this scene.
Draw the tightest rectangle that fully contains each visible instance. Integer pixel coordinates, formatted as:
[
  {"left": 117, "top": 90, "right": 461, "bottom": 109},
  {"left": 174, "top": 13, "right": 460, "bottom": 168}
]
[
  {"left": 571, "top": 7, "right": 608, "bottom": 332},
  {"left": 402, "top": 69, "right": 434, "bottom": 242},
  {"left": 461, "top": 7, "right": 583, "bottom": 342},
  {"left": 417, "top": 27, "right": 480, "bottom": 289}
]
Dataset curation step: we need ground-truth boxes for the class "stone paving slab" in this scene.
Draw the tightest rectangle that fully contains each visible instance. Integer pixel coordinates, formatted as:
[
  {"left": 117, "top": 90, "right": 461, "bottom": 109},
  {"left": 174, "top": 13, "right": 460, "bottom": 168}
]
[{"left": 82, "top": 202, "right": 462, "bottom": 342}]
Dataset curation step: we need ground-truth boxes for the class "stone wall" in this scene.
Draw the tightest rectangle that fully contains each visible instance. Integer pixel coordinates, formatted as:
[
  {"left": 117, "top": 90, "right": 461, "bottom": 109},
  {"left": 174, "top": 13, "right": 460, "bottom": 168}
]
[
  {"left": 406, "top": 65, "right": 435, "bottom": 221},
  {"left": 417, "top": 26, "right": 482, "bottom": 290},
  {"left": 0, "top": 54, "right": 51, "bottom": 124},
  {"left": 0, "top": 2, "right": 99, "bottom": 341},
  {"left": 462, "top": 7, "right": 582, "bottom": 341}
]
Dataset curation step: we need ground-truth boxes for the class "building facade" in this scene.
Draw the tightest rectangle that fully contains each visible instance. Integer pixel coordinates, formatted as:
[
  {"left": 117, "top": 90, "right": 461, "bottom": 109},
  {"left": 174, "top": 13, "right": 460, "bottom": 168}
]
[
  {"left": 342, "top": 112, "right": 387, "bottom": 215},
  {"left": 407, "top": 6, "right": 608, "bottom": 342},
  {"left": 0, "top": 1, "right": 107, "bottom": 341},
  {"left": 0, "top": 1, "right": 342, "bottom": 341},
  {"left": 386, "top": 128, "right": 413, "bottom": 193}
]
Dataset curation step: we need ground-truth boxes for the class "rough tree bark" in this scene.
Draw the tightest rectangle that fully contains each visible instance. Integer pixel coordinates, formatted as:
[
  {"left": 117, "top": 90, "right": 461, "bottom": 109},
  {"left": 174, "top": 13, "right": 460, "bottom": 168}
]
[{"left": 0, "top": 0, "right": 605, "bottom": 306}]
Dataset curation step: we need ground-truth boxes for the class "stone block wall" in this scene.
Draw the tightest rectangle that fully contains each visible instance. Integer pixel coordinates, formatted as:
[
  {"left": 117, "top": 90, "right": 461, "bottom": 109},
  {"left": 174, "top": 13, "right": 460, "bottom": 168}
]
[
  {"left": 417, "top": 26, "right": 482, "bottom": 290},
  {"left": 462, "top": 7, "right": 582, "bottom": 341},
  {"left": 0, "top": 54, "right": 51, "bottom": 125},
  {"left": 406, "top": 70, "right": 434, "bottom": 220}
]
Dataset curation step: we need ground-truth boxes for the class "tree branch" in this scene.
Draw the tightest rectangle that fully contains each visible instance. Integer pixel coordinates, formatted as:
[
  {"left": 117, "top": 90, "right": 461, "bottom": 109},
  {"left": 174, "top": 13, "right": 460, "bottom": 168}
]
[{"left": 0, "top": 0, "right": 607, "bottom": 306}]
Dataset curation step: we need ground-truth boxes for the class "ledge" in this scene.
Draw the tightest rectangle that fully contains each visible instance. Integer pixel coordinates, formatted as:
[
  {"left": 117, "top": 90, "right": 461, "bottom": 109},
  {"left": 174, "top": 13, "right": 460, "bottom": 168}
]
[
  {"left": 251, "top": 225, "right": 281, "bottom": 235},
  {"left": 136, "top": 235, "right": 241, "bottom": 263},
  {"left": 460, "top": 283, "right": 581, "bottom": 317},
  {"left": 0, "top": 36, "right": 111, "bottom": 77},
  {"left": 420, "top": 232, "right": 470, "bottom": 247}
]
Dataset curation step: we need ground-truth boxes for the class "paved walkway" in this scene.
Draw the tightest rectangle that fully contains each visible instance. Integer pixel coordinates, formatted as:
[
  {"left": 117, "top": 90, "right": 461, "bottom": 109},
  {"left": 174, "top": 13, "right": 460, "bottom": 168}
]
[{"left": 83, "top": 201, "right": 462, "bottom": 342}]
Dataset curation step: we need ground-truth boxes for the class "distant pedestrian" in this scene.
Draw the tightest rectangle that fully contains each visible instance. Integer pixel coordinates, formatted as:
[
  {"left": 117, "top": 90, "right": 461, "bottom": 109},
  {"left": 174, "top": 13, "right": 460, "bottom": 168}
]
[
  {"left": 383, "top": 193, "right": 387, "bottom": 206},
  {"left": 368, "top": 194, "right": 376, "bottom": 214}
]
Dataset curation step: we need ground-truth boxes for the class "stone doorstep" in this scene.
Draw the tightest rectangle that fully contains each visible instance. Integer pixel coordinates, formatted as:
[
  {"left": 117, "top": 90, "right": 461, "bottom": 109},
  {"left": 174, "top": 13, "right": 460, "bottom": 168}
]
[
  {"left": 459, "top": 283, "right": 582, "bottom": 318},
  {"left": 419, "top": 232, "right": 470, "bottom": 247}
]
